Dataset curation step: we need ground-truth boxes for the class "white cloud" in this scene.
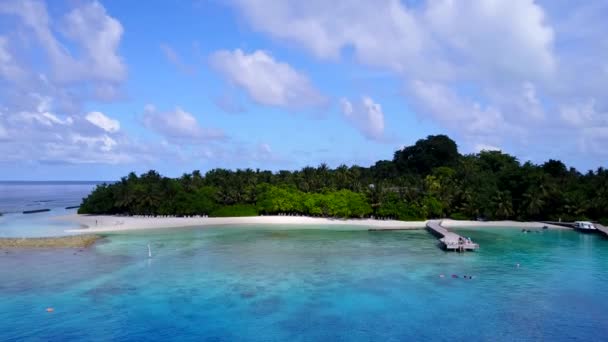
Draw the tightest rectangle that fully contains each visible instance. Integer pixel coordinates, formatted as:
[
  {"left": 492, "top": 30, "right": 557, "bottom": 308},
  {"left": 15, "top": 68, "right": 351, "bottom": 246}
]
[
  {"left": 577, "top": 127, "right": 608, "bottom": 156},
  {"left": 0, "top": 94, "right": 146, "bottom": 164},
  {"left": 85, "top": 111, "right": 120, "bottom": 133},
  {"left": 231, "top": 0, "right": 608, "bottom": 164},
  {"left": 340, "top": 96, "right": 385, "bottom": 141},
  {"left": 408, "top": 80, "right": 525, "bottom": 151},
  {"left": 559, "top": 100, "right": 607, "bottom": 128},
  {"left": 61, "top": 1, "right": 125, "bottom": 82},
  {"left": 230, "top": 0, "right": 434, "bottom": 75},
  {"left": 143, "top": 106, "right": 225, "bottom": 142},
  {"left": 475, "top": 144, "right": 501, "bottom": 152},
  {"left": 0, "top": 36, "right": 25, "bottom": 82},
  {"left": 0, "top": 122, "right": 7, "bottom": 139},
  {"left": 410, "top": 80, "right": 506, "bottom": 135},
  {"left": 425, "top": 0, "right": 555, "bottom": 80},
  {"left": 8, "top": 94, "right": 74, "bottom": 127},
  {"left": 73, "top": 134, "right": 117, "bottom": 152},
  {"left": 210, "top": 49, "right": 326, "bottom": 108},
  {"left": 231, "top": 0, "right": 555, "bottom": 82},
  {"left": 0, "top": 1, "right": 141, "bottom": 165},
  {"left": 520, "top": 82, "right": 544, "bottom": 120},
  {"left": 0, "top": 0, "right": 125, "bottom": 84},
  {"left": 560, "top": 100, "right": 608, "bottom": 156}
]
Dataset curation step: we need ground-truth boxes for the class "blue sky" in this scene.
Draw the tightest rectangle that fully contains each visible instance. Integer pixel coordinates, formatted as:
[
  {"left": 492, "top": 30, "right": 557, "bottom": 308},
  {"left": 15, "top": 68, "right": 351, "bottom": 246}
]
[{"left": 0, "top": 0, "right": 606, "bottom": 180}]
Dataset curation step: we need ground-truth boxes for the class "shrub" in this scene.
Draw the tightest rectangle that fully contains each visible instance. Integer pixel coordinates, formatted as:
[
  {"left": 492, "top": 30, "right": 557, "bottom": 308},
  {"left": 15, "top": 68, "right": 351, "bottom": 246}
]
[
  {"left": 210, "top": 204, "right": 259, "bottom": 217},
  {"left": 450, "top": 212, "right": 470, "bottom": 220}
]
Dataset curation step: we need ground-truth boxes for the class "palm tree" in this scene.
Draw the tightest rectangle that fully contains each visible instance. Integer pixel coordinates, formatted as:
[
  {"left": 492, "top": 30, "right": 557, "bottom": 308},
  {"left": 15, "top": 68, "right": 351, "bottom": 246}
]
[
  {"left": 180, "top": 173, "right": 194, "bottom": 192},
  {"left": 492, "top": 191, "right": 514, "bottom": 219}
]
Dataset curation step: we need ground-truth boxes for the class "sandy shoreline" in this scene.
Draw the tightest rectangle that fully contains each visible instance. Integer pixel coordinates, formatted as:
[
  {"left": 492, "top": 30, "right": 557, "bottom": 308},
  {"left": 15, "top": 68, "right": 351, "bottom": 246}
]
[
  {"left": 0, "top": 234, "right": 101, "bottom": 248},
  {"left": 61, "top": 215, "right": 426, "bottom": 233},
  {"left": 58, "top": 215, "right": 566, "bottom": 234}
]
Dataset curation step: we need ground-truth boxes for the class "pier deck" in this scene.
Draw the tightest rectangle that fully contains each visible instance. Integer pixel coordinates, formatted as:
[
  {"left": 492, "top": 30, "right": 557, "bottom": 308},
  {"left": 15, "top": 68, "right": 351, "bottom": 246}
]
[
  {"left": 426, "top": 220, "right": 479, "bottom": 251},
  {"left": 594, "top": 223, "right": 608, "bottom": 237}
]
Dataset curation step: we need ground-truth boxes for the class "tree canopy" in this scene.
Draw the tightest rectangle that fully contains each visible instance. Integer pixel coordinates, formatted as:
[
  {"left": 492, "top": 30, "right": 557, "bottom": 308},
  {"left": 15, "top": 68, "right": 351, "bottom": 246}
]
[{"left": 79, "top": 135, "right": 608, "bottom": 223}]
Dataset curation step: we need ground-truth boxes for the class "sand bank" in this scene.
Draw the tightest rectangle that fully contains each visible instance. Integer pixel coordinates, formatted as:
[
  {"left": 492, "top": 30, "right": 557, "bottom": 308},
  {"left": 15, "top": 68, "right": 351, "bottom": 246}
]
[
  {"left": 59, "top": 215, "right": 566, "bottom": 234},
  {"left": 0, "top": 234, "right": 101, "bottom": 248}
]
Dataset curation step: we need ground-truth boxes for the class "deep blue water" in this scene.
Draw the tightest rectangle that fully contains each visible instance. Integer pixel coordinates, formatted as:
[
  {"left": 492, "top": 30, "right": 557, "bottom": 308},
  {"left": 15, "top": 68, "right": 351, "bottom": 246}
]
[{"left": 1, "top": 226, "right": 607, "bottom": 341}]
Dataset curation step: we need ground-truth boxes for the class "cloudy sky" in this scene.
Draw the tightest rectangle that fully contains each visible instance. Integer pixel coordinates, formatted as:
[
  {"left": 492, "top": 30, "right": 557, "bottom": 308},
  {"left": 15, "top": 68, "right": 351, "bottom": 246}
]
[{"left": 0, "top": 0, "right": 606, "bottom": 180}]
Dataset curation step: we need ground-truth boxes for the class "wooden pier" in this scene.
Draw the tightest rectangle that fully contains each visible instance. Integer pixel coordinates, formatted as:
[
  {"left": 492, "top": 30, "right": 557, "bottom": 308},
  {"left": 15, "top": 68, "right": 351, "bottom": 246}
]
[
  {"left": 541, "top": 221, "right": 575, "bottom": 229},
  {"left": 594, "top": 223, "right": 608, "bottom": 237},
  {"left": 426, "top": 220, "right": 479, "bottom": 251},
  {"left": 542, "top": 221, "right": 608, "bottom": 238}
]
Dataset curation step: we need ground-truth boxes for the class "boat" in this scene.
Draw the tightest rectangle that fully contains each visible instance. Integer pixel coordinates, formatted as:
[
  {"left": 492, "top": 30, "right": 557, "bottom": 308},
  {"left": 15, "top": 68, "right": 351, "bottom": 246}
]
[{"left": 573, "top": 221, "right": 596, "bottom": 232}]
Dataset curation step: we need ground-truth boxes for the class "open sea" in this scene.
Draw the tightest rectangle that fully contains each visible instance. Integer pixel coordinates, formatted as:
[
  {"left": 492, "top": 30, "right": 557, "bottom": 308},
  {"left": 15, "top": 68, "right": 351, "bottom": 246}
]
[
  {"left": 1, "top": 183, "right": 607, "bottom": 341},
  {"left": 0, "top": 181, "right": 101, "bottom": 237}
]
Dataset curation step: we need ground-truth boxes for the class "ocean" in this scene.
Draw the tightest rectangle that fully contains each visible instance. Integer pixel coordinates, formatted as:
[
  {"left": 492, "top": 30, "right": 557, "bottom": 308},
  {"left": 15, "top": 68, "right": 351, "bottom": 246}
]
[
  {"left": 0, "top": 181, "right": 101, "bottom": 237},
  {"left": 1, "top": 184, "right": 607, "bottom": 341},
  {"left": 0, "top": 181, "right": 103, "bottom": 214}
]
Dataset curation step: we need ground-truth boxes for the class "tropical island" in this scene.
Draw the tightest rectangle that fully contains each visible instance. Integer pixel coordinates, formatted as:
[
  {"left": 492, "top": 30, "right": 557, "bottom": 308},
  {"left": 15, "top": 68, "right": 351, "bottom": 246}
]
[{"left": 78, "top": 135, "right": 608, "bottom": 225}]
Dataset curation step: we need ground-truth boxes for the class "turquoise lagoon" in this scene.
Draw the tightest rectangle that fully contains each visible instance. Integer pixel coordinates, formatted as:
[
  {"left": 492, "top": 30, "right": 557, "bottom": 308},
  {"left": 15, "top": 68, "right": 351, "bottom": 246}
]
[{"left": 1, "top": 225, "right": 607, "bottom": 341}]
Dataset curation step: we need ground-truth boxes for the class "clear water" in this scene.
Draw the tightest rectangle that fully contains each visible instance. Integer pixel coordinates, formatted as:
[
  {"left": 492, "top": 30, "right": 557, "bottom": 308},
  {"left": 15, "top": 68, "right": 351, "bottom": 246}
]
[
  {"left": 0, "top": 181, "right": 100, "bottom": 214},
  {"left": 0, "top": 182, "right": 99, "bottom": 237},
  {"left": 1, "top": 226, "right": 606, "bottom": 341}
]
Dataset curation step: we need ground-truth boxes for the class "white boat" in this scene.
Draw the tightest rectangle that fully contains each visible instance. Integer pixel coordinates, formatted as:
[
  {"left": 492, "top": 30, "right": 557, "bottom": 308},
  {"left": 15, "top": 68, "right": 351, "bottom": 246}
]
[{"left": 573, "top": 221, "right": 596, "bottom": 232}]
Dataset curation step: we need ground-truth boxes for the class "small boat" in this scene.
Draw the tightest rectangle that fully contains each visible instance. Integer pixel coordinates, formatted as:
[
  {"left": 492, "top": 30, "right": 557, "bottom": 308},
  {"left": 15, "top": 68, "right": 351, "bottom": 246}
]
[{"left": 573, "top": 221, "right": 596, "bottom": 232}]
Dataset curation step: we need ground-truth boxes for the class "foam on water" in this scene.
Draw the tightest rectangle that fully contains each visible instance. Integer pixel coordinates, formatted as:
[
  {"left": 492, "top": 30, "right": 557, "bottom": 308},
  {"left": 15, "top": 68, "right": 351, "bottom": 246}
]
[{"left": 1, "top": 226, "right": 607, "bottom": 341}]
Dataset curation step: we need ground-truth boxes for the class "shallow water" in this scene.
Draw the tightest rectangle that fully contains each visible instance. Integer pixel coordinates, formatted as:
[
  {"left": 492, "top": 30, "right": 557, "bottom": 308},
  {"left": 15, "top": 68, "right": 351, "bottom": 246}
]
[
  {"left": 0, "top": 181, "right": 99, "bottom": 214},
  {"left": 0, "top": 209, "right": 81, "bottom": 237},
  {"left": 1, "top": 226, "right": 606, "bottom": 341},
  {"left": 0, "top": 181, "right": 98, "bottom": 237}
]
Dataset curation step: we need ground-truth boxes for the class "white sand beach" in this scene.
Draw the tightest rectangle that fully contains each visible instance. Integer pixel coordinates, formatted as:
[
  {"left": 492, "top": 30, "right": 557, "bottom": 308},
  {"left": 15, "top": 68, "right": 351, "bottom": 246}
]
[{"left": 59, "top": 214, "right": 566, "bottom": 234}]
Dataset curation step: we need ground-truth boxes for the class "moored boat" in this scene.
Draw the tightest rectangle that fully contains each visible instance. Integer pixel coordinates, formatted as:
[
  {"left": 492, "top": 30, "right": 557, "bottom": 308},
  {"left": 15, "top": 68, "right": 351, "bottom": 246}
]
[{"left": 573, "top": 221, "right": 596, "bottom": 232}]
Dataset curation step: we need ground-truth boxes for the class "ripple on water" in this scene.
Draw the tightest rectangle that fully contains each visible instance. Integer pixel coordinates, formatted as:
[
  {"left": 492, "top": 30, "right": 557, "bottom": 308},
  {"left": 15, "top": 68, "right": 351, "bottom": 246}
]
[{"left": 1, "top": 226, "right": 608, "bottom": 341}]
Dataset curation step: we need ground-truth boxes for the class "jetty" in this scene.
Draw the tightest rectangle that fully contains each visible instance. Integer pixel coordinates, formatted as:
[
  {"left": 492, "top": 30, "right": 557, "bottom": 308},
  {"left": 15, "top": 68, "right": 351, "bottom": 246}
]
[
  {"left": 542, "top": 221, "right": 608, "bottom": 238},
  {"left": 593, "top": 223, "right": 608, "bottom": 237},
  {"left": 426, "top": 220, "right": 479, "bottom": 252}
]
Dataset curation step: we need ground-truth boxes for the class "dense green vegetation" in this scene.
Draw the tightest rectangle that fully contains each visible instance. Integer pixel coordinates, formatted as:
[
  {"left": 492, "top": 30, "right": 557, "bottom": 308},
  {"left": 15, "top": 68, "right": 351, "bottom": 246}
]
[{"left": 79, "top": 135, "right": 608, "bottom": 222}]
